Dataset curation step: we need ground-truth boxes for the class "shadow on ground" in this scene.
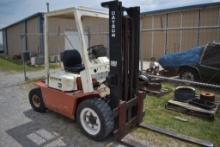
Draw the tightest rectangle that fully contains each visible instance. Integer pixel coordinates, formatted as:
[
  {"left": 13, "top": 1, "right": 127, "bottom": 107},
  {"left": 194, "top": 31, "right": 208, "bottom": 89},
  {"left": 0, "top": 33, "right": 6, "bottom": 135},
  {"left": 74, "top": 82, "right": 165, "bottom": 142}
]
[{"left": 6, "top": 109, "right": 115, "bottom": 147}]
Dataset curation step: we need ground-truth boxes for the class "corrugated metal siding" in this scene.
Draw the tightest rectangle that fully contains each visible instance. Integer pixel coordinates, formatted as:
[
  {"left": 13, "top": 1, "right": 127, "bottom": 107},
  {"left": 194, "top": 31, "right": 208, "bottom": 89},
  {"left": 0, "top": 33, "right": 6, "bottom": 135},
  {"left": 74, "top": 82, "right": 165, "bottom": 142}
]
[
  {"left": 167, "top": 12, "right": 181, "bottom": 53},
  {"left": 142, "top": 16, "right": 152, "bottom": 29},
  {"left": 141, "top": 31, "right": 152, "bottom": 59},
  {"left": 200, "top": 7, "right": 218, "bottom": 26},
  {"left": 2, "top": 30, "right": 7, "bottom": 54},
  {"left": 154, "top": 14, "right": 166, "bottom": 28},
  {"left": 153, "top": 31, "right": 165, "bottom": 58},
  {"left": 7, "top": 22, "right": 25, "bottom": 57},
  {"left": 182, "top": 10, "right": 199, "bottom": 27},
  {"left": 47, "top": 16, "right": 108, "bottom": 56},
  {"left": 141, "top": 16, "right": 152, "bottom": 59},
  {"left": 3, "top": 15, "right": 42, "bottom": 57},
  {"left": 181, "top": 30, "right": 197, "bottom": 50},
  {"left": 141, "top": 14, "right": 167, "bottom": 60},
  {"left": 200, "top": 29, "right": 218, "bottom": 45},
  {"left": 168, "top": 12, "right": 181, "bottom": 27},
  {"left": 27, "top": 17, "right": 40, "bottom": 55},
  {"left": 141, "top": 5, "right": 220, "bottom": 59},
  {"left": 167, "top": 30, "right": 180, "bottom": 53},
  {"left": 82, "top": 16, "right": 109, "bottom": 48},
  {"left": 181, "top": 10, "right": 199, "bottom": 51},
  {"left": 48, "top": 17, "right": 77, "bottom": 56},
  {"left": 199, "top": 7, "right": 220, "bottom": 45}
]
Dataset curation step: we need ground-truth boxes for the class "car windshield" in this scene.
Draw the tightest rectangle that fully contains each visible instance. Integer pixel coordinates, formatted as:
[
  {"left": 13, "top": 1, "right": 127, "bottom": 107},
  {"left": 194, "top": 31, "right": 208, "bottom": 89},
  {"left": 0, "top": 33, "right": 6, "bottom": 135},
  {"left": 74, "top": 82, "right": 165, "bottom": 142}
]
[{"left": 201, "top": 43, "right": 220, "bottom": 69}]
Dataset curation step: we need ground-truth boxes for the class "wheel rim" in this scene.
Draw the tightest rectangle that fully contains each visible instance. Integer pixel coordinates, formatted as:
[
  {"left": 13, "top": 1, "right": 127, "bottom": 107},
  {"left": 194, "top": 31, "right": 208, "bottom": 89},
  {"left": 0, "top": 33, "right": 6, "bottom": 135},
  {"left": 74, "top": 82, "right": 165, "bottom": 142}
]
[
  {"left": 80, "top": 107, "right": 101, "bottom": 136},
  {"left": 32, "top": 95, "right": 41, "bottom": 108},
  {"left": 182, "top": 72, "right": 194, "bottom": 81}
]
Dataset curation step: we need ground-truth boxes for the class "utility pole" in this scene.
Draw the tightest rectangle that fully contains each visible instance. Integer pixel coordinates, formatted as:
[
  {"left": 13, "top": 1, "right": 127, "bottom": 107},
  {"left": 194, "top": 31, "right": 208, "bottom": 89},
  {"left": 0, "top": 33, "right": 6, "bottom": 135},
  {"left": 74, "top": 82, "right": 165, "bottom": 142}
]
[{"left": 46, "top": 2, "right": 50, "bottom": 12}]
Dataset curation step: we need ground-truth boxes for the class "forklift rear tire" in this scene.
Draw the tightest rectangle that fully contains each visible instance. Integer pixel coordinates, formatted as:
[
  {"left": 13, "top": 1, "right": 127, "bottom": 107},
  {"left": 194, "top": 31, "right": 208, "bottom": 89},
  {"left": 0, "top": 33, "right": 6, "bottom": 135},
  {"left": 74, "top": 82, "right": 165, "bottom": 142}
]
[
  {"left": 29, "top": 88, "right": 46, "bottom": 113},
  {"left": 77, "top": 99, "right": 114, "bottom": 141}
]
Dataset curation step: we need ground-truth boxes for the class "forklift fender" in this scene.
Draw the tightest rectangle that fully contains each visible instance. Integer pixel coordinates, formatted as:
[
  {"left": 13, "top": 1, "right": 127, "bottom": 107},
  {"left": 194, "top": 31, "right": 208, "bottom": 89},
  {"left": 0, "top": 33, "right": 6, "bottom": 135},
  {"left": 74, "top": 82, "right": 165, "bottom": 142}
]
[{"left": 34, "top": 81, "right": 100, "bottom": 120}]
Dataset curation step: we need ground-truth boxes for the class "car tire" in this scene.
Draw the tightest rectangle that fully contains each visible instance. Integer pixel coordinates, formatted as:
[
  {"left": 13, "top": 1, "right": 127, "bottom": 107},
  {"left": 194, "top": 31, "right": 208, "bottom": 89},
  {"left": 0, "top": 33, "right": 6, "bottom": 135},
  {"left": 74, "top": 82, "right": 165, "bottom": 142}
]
[
  {"left": 180, "top": 68, "right": 200, "bottom": 81},
  {"left": 174, "top": 86, "right": 196, "bottom": 102},
  {"left": 77, "top": 99, "right": 114, "bottom": 141},
  {"left": 29, "top": 88, "right": 46, "bottom": 112}
]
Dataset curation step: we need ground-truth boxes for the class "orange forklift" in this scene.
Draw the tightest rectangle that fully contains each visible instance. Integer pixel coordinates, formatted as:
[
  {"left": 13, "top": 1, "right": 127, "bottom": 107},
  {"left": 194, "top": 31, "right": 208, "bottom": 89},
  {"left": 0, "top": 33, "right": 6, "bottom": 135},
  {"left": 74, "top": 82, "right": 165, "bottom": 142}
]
[
  {"left": 28, "top": 1, "right": 215, "bottom": 146},
  {"left": 29, "top": 0, "right": 145, "bottom": 143}
]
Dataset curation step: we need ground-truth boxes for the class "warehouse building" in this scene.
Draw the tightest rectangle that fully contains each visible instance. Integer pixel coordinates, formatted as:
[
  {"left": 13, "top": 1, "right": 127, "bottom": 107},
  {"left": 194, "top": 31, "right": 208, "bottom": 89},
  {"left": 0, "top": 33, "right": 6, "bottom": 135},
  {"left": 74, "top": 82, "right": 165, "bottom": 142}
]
[
  {"left": 0, "top": 7, "right": 108, "bottom": 60},
  {"left": 1, "top": 2, "right": 220, "bottom": 60},
  {"left": 1, "top": 13, "right": 44, "bottom": 57}
]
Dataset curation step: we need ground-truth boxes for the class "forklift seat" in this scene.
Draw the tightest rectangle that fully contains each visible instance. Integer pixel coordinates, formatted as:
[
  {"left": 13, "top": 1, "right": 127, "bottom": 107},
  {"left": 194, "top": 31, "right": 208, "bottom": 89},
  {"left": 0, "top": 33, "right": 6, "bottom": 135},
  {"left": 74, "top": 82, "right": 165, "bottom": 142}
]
[{"left": 62, "top": 50, "right": 85, "bottom": 73}]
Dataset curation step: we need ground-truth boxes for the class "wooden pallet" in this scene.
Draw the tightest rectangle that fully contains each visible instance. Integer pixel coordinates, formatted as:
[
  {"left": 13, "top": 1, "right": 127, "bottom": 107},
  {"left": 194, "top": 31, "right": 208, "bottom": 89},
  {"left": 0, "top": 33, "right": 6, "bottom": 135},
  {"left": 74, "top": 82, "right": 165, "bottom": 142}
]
[
  {"left": 166, "top": 100, "right": 219, "bottom": 120},
  {"left": 141, "top": 88, "right": 171, "bottom": 97}
]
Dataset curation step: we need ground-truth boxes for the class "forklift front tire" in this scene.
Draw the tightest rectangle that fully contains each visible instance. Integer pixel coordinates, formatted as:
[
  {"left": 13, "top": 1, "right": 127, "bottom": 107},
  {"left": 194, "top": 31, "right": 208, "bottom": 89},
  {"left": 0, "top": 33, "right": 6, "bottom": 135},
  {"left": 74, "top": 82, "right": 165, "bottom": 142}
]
[
  {"left": 77, "top": 99, "right": 114, "bottom": 141},
  {"left": 29, "top": 88, "right": 46, "bottom": 113}
]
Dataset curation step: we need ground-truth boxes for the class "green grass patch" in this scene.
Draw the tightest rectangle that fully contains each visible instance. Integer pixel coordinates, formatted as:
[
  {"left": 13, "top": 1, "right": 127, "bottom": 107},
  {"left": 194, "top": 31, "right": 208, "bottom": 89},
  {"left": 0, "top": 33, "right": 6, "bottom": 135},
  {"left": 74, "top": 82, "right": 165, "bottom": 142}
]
[
  {"left": 143, "top": 83, "right": 220, "bottom": 146},
  {"left": 0, "top": 57, "right": 42, "bottom": 72},
  {"left": 0, "top": 57, "right": 59, "bottom": 73}
]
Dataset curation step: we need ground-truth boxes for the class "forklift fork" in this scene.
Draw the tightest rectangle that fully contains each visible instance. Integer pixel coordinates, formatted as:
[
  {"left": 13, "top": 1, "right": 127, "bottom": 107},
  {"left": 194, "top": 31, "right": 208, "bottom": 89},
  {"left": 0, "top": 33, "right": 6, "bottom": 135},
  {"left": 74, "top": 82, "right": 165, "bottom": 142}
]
[{"left": 117, "top": 91, "right": 145, "bottom": 140}]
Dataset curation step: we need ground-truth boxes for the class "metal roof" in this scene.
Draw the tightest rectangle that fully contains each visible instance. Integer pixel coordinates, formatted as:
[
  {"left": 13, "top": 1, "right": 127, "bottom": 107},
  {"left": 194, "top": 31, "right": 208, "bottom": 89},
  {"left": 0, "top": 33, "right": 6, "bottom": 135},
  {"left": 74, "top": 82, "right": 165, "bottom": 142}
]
[
  {"left": 44, "top": 6, "right": 108, "bottom": 18},
  {"left": 141, "top": 2, "right": 220, "bottom": 16},
  {"left": 0, "top": 12, "right": 44, "bottom": 31}
]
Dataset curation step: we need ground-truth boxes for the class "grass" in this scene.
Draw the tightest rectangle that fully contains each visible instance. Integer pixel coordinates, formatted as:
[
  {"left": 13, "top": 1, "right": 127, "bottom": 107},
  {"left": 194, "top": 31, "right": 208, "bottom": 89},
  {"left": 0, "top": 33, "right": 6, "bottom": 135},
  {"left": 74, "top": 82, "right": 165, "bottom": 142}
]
[
  {"left": 142, "top": 83, "right": 220, "bottom": 146},
  {"left": 0, "top": 57, "right": 59, "bottom": 73}
]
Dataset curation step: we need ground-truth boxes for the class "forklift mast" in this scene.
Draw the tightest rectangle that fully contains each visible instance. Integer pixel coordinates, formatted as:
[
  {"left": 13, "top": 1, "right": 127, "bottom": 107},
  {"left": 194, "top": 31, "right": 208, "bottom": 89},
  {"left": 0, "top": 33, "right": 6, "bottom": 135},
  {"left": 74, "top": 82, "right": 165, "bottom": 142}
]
[
  {"left": 102, "top": 0, "right": 140, "bottom": 108},
  {"left": 102, "top": 0, "right": 145, "bottom": 139}
]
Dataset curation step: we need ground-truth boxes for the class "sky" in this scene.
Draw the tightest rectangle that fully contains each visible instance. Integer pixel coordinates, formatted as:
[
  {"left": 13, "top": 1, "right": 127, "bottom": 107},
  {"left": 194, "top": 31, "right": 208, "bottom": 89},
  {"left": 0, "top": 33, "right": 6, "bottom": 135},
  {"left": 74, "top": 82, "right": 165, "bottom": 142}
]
[{"left": 0, "top": 0, "right": 220, "bottom": 44}]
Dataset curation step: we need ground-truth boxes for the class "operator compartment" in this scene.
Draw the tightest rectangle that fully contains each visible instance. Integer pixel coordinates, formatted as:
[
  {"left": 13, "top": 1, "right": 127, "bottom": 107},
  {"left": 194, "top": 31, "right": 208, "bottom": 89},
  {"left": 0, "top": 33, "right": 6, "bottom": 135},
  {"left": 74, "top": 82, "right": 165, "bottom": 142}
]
[{"left": 45, "top": 7, "right": 110, "bottom": 93}]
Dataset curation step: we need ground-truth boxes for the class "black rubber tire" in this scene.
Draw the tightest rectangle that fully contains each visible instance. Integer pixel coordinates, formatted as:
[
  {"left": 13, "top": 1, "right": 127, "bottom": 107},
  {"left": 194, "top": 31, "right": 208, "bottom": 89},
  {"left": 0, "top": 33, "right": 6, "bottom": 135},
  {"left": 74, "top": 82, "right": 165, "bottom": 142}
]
[
  {"left": 179, "top": 68, "right": 200, "bottom": 82},
  {"left": 77, "top": 99, "right": 114, "bottom": 141},
  {"left": 29, "top": 88, "right": 46, "bottom": 112},
  {"left": 174, "top": 86, "right": 196, "bottom": 102}
]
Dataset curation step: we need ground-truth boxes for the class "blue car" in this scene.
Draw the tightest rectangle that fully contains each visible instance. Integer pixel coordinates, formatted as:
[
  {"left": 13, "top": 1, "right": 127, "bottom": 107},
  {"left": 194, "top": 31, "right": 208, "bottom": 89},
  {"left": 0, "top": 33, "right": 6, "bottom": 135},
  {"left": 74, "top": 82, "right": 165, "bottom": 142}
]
[{"left": 159, "top": 43, "right": 220, "bottom": 84}]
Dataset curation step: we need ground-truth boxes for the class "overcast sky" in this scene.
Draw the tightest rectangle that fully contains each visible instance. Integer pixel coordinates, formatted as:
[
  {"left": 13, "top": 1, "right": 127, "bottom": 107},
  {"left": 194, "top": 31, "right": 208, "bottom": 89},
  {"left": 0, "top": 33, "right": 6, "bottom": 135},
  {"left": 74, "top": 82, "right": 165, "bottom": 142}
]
[{"left": 0, "top": 0, "right": 220, "bottom": 44}]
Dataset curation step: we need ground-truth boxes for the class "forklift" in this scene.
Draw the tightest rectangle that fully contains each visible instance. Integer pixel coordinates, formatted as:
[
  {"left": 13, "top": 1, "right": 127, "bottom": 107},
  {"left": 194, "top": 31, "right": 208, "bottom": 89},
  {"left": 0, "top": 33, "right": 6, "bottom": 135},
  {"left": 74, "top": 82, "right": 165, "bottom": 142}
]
[{"left": 29, "top": 0, "right": 145, "bottom": 142}]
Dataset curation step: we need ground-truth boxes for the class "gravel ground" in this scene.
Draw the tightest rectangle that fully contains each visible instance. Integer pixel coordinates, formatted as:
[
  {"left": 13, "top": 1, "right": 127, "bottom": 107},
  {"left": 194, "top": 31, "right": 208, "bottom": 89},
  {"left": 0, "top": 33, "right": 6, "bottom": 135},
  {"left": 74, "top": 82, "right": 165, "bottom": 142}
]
[{"left": 0, "top": 70, "right": 45, "bottom": 89}]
